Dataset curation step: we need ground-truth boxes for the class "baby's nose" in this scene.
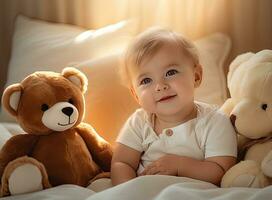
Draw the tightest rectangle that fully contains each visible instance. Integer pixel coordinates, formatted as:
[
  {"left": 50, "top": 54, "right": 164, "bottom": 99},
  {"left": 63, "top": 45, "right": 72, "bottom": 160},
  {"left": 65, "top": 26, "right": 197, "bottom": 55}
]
[{"left": 155, "top": 83, "right": 169, "bottom": 92}]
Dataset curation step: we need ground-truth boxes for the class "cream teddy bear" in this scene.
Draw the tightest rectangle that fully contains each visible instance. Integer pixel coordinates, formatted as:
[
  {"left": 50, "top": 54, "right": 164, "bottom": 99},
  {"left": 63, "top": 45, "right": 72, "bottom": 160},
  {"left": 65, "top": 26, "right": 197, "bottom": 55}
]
[{"left": 220, "top": 50, "right": 272, "bottom": 188}]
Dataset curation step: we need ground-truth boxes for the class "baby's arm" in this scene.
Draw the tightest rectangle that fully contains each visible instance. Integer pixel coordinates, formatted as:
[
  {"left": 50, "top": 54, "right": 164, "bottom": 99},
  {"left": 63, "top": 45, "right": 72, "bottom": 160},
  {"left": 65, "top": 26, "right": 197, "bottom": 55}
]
[
  {"left": 111, "top": 143, "right": 141, "bottom": 186},
  {"left": 140, "top": 155, "right": 236, "bottom": 185},
  {"left": 180, "top": 155, "right": 236, "bottom": 185}
]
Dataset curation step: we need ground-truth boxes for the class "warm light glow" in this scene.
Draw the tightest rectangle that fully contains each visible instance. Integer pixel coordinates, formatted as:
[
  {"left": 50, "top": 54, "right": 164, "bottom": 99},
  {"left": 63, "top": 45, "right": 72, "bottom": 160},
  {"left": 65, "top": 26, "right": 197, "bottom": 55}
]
[
  {"left": 75, "top": 30, "right": 94, "bottom": 43},
  {"left": 75, "top": 20, "right": 127, "bottom": 43}
]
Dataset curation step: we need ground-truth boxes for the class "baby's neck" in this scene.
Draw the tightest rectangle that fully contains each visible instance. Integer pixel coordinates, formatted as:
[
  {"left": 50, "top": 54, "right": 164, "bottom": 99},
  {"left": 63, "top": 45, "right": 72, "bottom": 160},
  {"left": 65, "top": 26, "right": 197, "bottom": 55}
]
[{"left": 154, "top": 104, "right": 197, "bottom": 135}]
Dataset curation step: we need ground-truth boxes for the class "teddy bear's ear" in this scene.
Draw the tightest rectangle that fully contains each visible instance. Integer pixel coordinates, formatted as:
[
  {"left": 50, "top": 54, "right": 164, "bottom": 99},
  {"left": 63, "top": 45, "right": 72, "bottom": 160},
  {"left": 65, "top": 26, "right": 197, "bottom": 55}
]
[
  {"left": 61, "top": 67, "right": 88, "bottom": 94},
  {"left": 228, "top": 52, "right": 254, "bottom": 84},
  {"left": 1, "top": 83, "right": 23, "bottom": 116}
]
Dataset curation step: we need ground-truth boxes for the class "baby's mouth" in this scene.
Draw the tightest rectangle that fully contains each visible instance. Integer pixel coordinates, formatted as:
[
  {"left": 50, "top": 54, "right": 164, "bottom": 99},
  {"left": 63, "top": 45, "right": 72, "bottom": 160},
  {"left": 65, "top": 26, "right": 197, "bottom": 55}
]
[{"left": 158, "top": 95, "right": 177, "bottom": 102}]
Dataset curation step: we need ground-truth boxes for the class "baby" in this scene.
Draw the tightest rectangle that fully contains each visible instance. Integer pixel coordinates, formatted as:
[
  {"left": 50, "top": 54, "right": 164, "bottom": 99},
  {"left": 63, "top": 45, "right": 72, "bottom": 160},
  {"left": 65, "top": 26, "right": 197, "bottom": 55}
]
[{"left": 111, "top": 27, "right": 237, "bottom": 186}]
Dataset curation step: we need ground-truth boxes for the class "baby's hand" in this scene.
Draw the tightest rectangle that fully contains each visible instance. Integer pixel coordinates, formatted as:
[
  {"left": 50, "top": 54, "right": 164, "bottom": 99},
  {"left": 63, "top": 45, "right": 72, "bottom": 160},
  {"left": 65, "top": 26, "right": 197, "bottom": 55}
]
[{"left": 139, "top": 154, "right": 178, "bottom": 176}]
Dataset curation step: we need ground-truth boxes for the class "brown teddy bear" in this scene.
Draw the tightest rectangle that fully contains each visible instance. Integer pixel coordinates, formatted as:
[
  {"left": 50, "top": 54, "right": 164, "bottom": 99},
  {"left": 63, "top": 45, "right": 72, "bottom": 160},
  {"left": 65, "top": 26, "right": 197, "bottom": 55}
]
[{"left": 0, "top": 67, "right": 113, "bottom": 196}]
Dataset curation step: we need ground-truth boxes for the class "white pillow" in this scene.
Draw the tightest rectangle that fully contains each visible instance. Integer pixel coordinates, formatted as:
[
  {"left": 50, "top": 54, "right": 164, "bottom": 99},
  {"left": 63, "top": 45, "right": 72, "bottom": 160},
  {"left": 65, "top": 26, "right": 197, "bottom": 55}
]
[
  {"left": 0, "top": 15, "right": 138, "bottom": 122},
  {"left": 5, "top": 15, "right": 137, "bottom": 87},
  {"left": 195, "top": 33, "right": 231, "bottom": 106},
  {"left": 77, "top": 33, "right": 231, "bottom": 145}
]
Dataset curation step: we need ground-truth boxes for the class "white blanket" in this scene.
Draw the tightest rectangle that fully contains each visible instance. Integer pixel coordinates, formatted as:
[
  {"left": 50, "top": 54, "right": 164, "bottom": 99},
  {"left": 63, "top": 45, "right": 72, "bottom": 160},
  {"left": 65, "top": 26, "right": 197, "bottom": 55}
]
[
  {"left": 88, "top": 175, "right": 272, "bottom": 200},
  {"left": 0, "top": 172, "right": 272, "bottom": 200},
  {"left": 1, "top": 185, "right": 94, "bottom": 200}
]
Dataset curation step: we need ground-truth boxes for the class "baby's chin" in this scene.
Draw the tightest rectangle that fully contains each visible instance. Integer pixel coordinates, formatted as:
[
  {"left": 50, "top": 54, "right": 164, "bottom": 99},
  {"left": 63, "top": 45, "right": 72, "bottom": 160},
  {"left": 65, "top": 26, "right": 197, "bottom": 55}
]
[{"left": 154, "top": 107, "right": 184, "bottom": 117}]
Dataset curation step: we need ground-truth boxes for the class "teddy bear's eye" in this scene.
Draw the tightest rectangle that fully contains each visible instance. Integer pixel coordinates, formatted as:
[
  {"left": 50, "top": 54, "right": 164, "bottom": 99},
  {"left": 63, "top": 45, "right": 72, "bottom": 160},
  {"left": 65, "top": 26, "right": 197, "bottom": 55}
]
[
  {"left": 68, "top": 98, "right": 74, "bottom": 105},
  {"left": 261, "top": 104, "right": 268, "bottom": 111},
  {"left": 41, "top": 104, "right": 49, "bottom": 112}
]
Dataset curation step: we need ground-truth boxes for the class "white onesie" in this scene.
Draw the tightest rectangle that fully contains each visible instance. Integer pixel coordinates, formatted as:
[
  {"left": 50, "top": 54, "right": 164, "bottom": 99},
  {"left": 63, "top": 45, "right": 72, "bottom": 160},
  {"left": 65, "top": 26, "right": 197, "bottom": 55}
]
[{"left": 116, "top": 101, "right": 237, "bottom": 175}]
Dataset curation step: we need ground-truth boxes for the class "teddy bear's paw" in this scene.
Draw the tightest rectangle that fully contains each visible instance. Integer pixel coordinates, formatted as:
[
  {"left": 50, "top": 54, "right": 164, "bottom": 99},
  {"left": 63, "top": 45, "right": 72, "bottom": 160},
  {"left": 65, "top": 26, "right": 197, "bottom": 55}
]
[
  {"left": 89, "top": 172, "right": 111, "bottom": 183},
  {"left": 8, "top": 163, "right": 43, "bottom": 195},
  {"left": 87, "top": 178, "right": 112, "bottom": 192},
  {"left": 1, "top": 156, "right": 51, "bottom": 196},
  {"left": 232, "top": 174, "right": 267, "bottom": 188},
  {"left": 221, "top": 160, "right": 269, "bottom": 188},
  {"left": 261, "top": 151, "right": 272, "bottom": 177}
]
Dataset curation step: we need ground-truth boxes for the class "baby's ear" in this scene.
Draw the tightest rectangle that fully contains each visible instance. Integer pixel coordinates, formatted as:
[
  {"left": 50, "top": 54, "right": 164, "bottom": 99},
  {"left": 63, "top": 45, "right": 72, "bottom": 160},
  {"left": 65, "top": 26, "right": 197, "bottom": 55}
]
[
  {"left": 194, "top": 64, "right": 203, "bottom": 88},
  {"left": 2, "top": 83, "right": 23, "bottom": 117},
  {"left": 62, "top": 67, "right": 88, "bottom": 94}
]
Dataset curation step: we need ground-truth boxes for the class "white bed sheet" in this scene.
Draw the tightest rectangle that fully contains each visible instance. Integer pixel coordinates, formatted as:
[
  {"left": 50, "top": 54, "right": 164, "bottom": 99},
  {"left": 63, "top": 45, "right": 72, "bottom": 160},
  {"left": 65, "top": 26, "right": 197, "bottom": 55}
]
[
  {"left": 1, "top": 185, "right": 94, "bottom": 200},
  {"left": 88, "top": 175, "right": 272, "bottom": 200},
  {"left": 0, "top": 171, "right": 271, "bottom": 200}
]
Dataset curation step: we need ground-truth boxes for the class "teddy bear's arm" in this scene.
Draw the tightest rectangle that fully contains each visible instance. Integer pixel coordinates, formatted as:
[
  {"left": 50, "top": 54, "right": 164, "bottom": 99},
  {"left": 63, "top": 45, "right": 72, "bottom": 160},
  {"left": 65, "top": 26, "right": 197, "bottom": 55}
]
[
  {"left": 76, "top": 123, "right": 113, "bottom": 172},
  {"left": 0, "top": 134, "right": 38, "bottom": 178},
  {"left": 220, "top": 98, "right": 236, "bottom": 116}
]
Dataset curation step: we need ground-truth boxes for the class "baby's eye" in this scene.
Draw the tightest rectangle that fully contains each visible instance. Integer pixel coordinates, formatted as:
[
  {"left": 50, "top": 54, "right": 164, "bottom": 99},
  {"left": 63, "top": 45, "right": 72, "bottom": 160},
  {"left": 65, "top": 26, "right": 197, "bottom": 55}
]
[
  {"left": 140, "top": 78, "right": 152, "bottom": 85},
  {"left": 166, "top": 69, "right": 179, "bottom": 77}
]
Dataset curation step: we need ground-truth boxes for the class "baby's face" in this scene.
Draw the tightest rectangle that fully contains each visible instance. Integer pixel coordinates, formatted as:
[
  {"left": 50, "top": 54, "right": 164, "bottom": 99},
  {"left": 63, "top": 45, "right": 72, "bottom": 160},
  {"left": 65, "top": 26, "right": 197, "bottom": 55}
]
[{"left": 131, "top": 42, "right": 202, "bottom": 117}]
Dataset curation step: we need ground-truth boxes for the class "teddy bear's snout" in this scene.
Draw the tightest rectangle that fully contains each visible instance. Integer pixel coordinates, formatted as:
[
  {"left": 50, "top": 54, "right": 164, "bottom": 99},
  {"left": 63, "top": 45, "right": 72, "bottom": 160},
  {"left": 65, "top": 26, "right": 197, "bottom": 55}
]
[
  {"left": 230, "top": 114, "right": 236, "bottom": 127},
  {"left": 62, "top": 107, "right": 74, "bottom": 117},
  {"left": 41, "top": 102, "right": 79, "bottom": 131}
]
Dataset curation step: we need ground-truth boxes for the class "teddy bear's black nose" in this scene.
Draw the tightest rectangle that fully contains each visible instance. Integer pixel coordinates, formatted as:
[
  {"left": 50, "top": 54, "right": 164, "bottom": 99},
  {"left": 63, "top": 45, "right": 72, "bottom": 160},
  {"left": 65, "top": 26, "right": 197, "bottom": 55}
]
[
  {"left": 62, "top": 107, "right": 74, "bottom": 116},
  {"left": 230, "top": 114, "right": 236, "bottom": 126}
]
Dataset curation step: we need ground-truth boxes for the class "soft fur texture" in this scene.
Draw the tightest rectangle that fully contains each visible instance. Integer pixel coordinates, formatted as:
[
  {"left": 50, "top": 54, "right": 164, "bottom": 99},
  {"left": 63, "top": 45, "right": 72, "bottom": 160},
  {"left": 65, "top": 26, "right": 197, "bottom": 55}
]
[
  {"left": 0, "top": 67, "right": 112, "bottom": 196},
  {"left": 220, "top": 50, "right": 272, "bottom": 188}
]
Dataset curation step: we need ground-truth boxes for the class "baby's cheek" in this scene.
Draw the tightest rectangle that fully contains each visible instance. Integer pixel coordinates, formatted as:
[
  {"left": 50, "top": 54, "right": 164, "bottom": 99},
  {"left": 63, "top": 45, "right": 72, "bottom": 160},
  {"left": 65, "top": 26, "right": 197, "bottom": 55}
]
[
  {"left": 141, "top": 94, "right": 156, "bottom": 112},
  {"left": 173, "top": 81, "right": 194, "bottom": 94}
]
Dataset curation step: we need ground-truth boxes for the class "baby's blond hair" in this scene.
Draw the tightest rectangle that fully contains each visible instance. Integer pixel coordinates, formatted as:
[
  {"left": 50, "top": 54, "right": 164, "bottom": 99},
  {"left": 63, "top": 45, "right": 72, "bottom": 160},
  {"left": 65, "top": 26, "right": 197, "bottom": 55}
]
[{"left": 120, "top": 27, "right": 199, "bottom": 87}]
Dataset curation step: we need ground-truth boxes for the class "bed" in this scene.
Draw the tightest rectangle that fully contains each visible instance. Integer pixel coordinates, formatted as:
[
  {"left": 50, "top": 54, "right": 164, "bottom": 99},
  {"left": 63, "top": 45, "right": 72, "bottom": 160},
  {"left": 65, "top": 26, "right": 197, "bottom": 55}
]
[
  {"left": 0, "top": 173, "right": 271, "bottom": 199},
  {"left": 0, "top": 3, "right": 272, "bottom": 199}
]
